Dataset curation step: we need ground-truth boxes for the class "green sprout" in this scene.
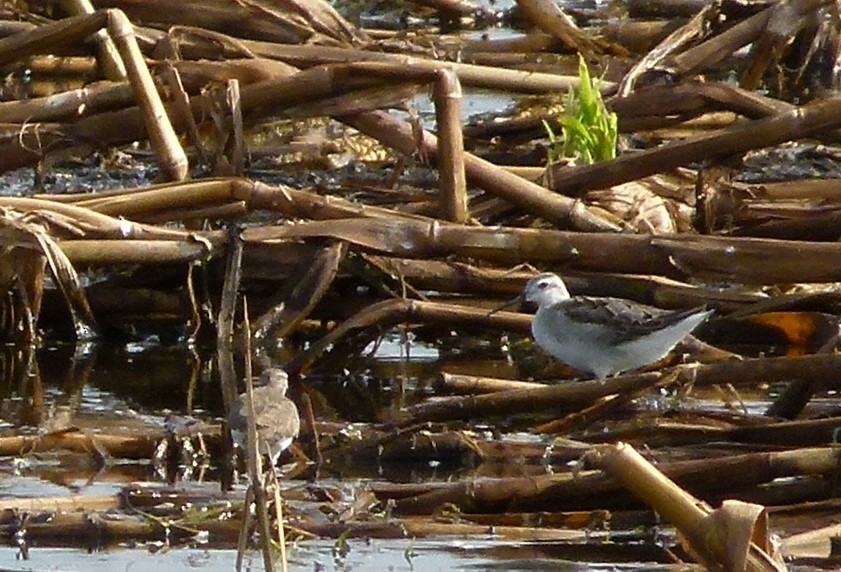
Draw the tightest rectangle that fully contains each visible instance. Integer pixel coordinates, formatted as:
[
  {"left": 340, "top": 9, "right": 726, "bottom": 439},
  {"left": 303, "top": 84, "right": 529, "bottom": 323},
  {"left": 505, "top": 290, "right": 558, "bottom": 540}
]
[{"left": 545, "top": 55, "right": 618, "bottom": 165}]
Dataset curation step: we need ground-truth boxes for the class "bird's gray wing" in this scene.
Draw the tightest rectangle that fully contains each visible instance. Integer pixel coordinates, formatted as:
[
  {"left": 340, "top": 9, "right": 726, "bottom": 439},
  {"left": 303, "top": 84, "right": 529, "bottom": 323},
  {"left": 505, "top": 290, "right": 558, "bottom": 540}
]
[
  {"left": 234, "top": 387, "right": 296, "bottom": 428},
  {"left": 253, "top": 401, "right": 300, "bottom": 438},
  {"left": 556, "top": 297, "right": 706, "bottom": 344}
]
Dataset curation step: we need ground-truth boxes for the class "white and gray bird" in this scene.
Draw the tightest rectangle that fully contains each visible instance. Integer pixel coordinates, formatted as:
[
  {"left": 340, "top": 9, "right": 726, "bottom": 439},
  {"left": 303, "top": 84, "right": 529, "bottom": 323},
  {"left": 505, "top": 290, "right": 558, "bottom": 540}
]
[
  {"left": 228, "top": 368, "right": 300, "bottom": 466},
  {"left": 511, "top": 273, "right": 713, "bottom": 379}
]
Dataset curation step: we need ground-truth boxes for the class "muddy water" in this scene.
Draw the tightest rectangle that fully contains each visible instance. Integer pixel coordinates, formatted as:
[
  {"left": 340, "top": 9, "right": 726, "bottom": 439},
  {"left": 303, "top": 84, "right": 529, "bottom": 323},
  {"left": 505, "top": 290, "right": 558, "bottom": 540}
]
[
  {"left": 0, "top": 540, "right": 477, "bottom": 571},
  {"left": 0, "top": 326, "right": 788, "bottom": 572},
  {"left": 0, "top": 336, "right": 539, "bottom": 571}
]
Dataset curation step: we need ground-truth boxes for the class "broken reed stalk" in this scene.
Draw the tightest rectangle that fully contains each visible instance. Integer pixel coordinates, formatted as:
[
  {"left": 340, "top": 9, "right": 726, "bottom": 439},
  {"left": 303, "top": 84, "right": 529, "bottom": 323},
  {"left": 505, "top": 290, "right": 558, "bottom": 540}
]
[
  {"left": 215, "top": 229, "right": 274, "bottom": 572},
  {"left": 236, "top": 485, "right": 255, "bottom": 571},
  {"left": 389, "top": 445, "right": 841, "bottom": 516},
  {"left": 0, "top": 196, "right": 213, "bottom": 240},
  {"left": 547, "top": 95, "right": 841, "bottom": 197},
  {"left": 517, "top": 0, "right": 609, "bottom": 53},
  {"left": 226, "top": 79, "right": 245, "bottom": 176},
  {"left": 593, "top": 443, "right": 785, "bottom": 572},
  {"left": 240, "top": 299, "right": 279, "bottom": 572},
  {"left": 436, "top": 372, "right": 545, "bottom": 394},
  {"left": 251, "top": 241, "right": 344, "bottom": 344},
  {"left": 243, "top": 215, "right": 841, "bottom": 284},
  {"left": 0, "top": 10, "right": 186, "bottom": 180},
  {"left": 61, "top": 0, "right": 127, "bottom": 81},
  {"left": 159, "top": 63, "right": 208, "bottom": 164},
  {"left": 283, "top": 298, "right": 531, "bottom": 375},
  {"left": 0, "top": 81, "right": 136, "bottom": 123},
  {"left": 45, "top": 178, "right": 426, "bottom": 225},
  {"left": 105, "top": 9, "right": 187, "bottom": 181},
  {"left": 399, "top": 353, "right": 841, "bottom": 425},
  {"left": 341, "top": 109, "right": 620, "bottom": 231},
  {"left": 434, "top": 68, "right": 468, "bottom": 223},
  {"left": 245, "top": 45, "right": 607, "bottom": 93},
  {"left": 59, "top": 240, "right": 218, "bottom": 265},
  {"left": 296, "top": 519, "right": 587, "bottom": 542}
]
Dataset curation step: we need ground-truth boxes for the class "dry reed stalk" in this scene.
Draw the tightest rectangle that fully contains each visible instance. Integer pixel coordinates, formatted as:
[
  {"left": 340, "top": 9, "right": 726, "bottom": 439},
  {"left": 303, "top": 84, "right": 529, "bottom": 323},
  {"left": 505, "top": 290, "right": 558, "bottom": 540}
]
[
  {"left": 0, "top": 10, "right": 184, "bottom": 178},
  {"left": 436, "top": 373, "right": 546, "bottom": 394},
  {"left": 387, "top": 445, "right": 841, "bottom": 516},
  {"left": 217, "top": 227, "right": 242, "bottom": 408},
  {"left": 400, "top": 370, "right": 663, "bottom": 425},
  {"left": 251, "top": 241, "right": 343, "bottom": 344},
  {"left": 139, "top": 201, "right": 248, "bottom": 224},
  {"left": 434, "top": 69, "right": 468, "bottom": 223},
  {"left": 242, "top": 216, "right": 841, "bottom": 283},
  {"left": 671, "top": 4, "right": 775, "bottom": 76},
  {"left": 298, "top": 519, "right": 587, "bottom": 541},
  {"left": 248, "top": 44, "right": 611, "bottom": 94},
  {"left": 340, "top": 110, "right": 619, "bottom": 231},
  {"left": 594, "top": 443, "right": 786, "bottom": 571},
  {"left": 610, "top": 80, "right": 781, "bottom": 132},
  {"left": 241, "top": 300, "right": 277, "bottom": 572},
  {"left": 59, "top": 239, "right": 219, "bottom": 265},
  {"left": 0, "top": 196, "right": 223, "bottom": 244},
  {"left": 547, "top": 96, "right": 841, "bottom": 197},
  {"left": 0, "top": 80, "right": 133, "bottom": 123},
  {"left": 0, "top": 430, "right": 160, "bottom": 458},
  {"left": 106, "top": 9, "right": 187, "bottom": 180},
  {"left": 61, "top": 0, "right": 127, "bottom": 81},
  {"left": 401, "top": 353, "right": 841, "bottom": 425},
  {"left": 0, "top": 208, "right": 96, "bottom": 339},
  {"left": 159, "top": 63, "right": 208, "bottom": 164},
  {"left": 0, "top": 494, "right": 121, "bottom": 512},
  {"left": 283, "top": 298, "right": 532, "bottom": 375},
  {"left": 226, "top": 79, "right": 244, "bottom": 175},
  {"left": 95, "top": 0, "right": 360, "bottom": 46},
  {"left": 56, "top": 178, "right": 237, "bottom": 213},
  {"left": 516, "top": 0, "right": 613, "bottom": 54},
  {"left": 582, "top": 414, "right": 841, "bottom": 449}
]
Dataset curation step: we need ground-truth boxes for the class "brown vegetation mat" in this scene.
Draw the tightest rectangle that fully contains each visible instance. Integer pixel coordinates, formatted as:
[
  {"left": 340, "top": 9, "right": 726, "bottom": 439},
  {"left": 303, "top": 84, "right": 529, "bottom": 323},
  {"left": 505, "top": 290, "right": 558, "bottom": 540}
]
[{"left": 0, "top": 0, "right": 840, "bottom": 569}]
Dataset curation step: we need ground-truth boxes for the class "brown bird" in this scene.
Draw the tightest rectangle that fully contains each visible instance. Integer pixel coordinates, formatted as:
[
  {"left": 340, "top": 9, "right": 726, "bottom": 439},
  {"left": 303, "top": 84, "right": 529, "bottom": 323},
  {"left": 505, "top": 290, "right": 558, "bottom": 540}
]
[{"left": 228, "top": 368, "right": 300, "bottom": 466}]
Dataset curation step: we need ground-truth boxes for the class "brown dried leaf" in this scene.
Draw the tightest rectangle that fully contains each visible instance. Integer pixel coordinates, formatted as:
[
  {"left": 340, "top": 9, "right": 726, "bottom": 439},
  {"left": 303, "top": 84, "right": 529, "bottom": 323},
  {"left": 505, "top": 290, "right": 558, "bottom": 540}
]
[
  {"left": 0, "top": 208, "right": 96, "bottom": 339},
  {"left": 695, "top": 500, "right": 787, "bottom": 572},
  {"left": 586, "top": 181, "right": 678, "bottom": 234}
]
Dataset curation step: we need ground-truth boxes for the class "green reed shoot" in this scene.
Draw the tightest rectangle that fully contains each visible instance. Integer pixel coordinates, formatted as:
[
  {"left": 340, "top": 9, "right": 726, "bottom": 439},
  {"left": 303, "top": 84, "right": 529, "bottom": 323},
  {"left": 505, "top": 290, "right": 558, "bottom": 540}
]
[{"left": 544, "top": 55, "right": 617, "bottom": 165}]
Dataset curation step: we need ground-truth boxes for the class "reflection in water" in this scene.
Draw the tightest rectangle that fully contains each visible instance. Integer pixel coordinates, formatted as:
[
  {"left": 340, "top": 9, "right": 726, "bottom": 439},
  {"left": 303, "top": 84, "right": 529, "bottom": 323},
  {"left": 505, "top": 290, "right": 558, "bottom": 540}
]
[{"left": 0, "top": 329, "right": 789, "bottom": 571}]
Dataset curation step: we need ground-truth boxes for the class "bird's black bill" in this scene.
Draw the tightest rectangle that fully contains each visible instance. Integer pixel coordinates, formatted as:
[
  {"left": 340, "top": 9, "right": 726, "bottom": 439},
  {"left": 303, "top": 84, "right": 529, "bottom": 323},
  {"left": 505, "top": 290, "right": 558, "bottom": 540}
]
[{"left": 488, "top": 295, "right": 522, "bottom": 316}]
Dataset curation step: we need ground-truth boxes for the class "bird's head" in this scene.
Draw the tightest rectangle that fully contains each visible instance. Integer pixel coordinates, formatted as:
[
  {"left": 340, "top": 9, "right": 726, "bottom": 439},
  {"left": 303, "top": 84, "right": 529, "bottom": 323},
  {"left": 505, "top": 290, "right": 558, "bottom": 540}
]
[
  {"left": 523, "top": 273, "right": 571, "bottom": 308},
  {"left": 260, "top": 368, "right": 289, "bottom": 395}
]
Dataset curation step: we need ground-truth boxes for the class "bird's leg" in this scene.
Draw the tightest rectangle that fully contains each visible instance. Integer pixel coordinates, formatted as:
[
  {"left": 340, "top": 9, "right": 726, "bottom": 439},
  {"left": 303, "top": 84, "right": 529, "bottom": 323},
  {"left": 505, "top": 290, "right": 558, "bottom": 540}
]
[{"left": 260, "top": 442, "right": 276, "bottom": 486}]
